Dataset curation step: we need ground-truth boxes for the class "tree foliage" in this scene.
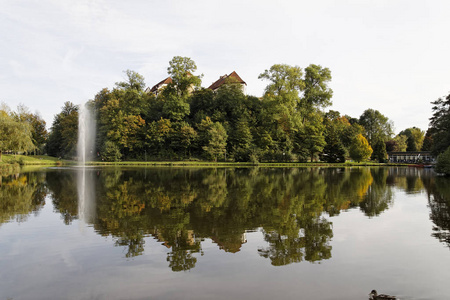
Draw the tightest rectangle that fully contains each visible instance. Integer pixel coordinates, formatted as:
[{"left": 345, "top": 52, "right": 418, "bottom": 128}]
[
  {"left": 358, "top": 109, "right": 393, "bottom": 146},
  {"left": 42, "top": 57, "right": 415, "bottom": 163},
  {"left": 398, "top": 127, "right": 425, "bottom": 152},
  {"left": 429, "top": 94, "right": 450, "bottom": 155},
  {"left": 349, "top": 134, "right": 373, "bottom": 162},
  {"left": 46, "top": 101, "right": 79, "bottom": 158},
  {"left": 0, "top": 109, "right": 34, "bottom": 160},
  {"left": 436, "top": 146, "right": 450, "bottom": 175}
]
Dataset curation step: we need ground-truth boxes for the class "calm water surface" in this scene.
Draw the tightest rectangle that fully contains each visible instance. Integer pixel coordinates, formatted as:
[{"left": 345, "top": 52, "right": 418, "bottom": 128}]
[{"left": 1, "top": 167, "right": 450, "bottom": 300}]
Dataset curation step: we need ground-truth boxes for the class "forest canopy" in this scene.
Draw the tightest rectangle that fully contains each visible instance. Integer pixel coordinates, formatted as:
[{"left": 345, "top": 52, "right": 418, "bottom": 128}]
[
  {"left": 6, "top": 56, "right": 445, "bottom": 164},
  {"left": 42, "top": 56, "right": 401, "bottom": 163}
]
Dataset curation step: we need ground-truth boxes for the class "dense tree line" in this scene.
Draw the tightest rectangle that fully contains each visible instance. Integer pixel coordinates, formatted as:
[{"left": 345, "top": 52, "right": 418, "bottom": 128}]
[
  {"left": 0, "top": 104, "right": 47, "bottom": 161},
  {"left": 45, "top": 56, "right": 404, "bottom": 163},
  {"left": 5, "top": 57, "right": 447, "bottom": 164},
  {"left": 425, "top": 93, "right": 450, "bottom": 174}
]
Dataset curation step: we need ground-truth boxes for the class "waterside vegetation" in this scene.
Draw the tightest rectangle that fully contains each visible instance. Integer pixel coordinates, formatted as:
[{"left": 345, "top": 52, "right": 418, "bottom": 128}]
[{"left": 1, "top": 56, "right": 450, "bottom": 172}]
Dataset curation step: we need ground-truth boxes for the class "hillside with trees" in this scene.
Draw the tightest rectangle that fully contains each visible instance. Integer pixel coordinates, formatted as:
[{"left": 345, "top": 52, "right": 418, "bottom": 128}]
[
  {"left": 8, "top": 56, "right": 450, "bottom": 165},
  {"left": 43, "top": 56, "right": 398, "bottom": 163}
]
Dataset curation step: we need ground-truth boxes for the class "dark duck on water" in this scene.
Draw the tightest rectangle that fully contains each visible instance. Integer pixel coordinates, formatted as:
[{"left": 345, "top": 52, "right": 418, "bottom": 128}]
[{"left": 369, "top": 290, "right": 398, "bottom": 300}]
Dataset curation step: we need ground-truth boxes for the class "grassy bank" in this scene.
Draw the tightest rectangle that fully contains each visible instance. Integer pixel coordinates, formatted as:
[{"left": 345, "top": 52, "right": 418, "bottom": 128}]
[
  {"left": 0, "top": 154, "right": 409, "bottom": 169},
  {"left": 1, "top": 155, "right": 66, "bottom": 166}
]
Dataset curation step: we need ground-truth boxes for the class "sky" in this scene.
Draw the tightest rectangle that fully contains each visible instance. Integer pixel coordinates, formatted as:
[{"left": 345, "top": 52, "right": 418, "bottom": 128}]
[{"left": 2, "top": 0, "right": 450, "bottom": 134}]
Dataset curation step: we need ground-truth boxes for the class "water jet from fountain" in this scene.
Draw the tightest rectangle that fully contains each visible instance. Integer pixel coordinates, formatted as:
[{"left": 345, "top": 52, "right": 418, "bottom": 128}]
[{"left": 77, "top": 102, "right": 96, "bottom": 165}]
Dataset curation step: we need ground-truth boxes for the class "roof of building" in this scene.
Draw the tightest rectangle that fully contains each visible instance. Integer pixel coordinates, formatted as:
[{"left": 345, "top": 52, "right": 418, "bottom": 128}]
[
  {"left": 207, "top": 71, "right": 246, "bottom": 91},
  {"left": 149, "top": 77, "right": 173, "bottom": 93}
]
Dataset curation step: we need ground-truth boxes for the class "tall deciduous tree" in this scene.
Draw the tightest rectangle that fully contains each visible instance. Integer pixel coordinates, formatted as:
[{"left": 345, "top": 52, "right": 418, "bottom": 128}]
[
  {"left": 202, "top": 122, "right": 228, "bottom": 162},
  {"left": 371, "top": 140, "right": 387, "bottom": 162},
  {"left": 358, "top": 109, "right": 393, "bottom": 146},
  {"left": 301, "top": 64, "right": 333, "bottom": 111},
  {"left": 167, "top": 56, "right": 202, "bottom": 97},
  {"left": 322, "top": 111, "right": 349, "bottom": 163},
  {"left": 13, "top": 104, "right": 48, "bottom": 153},
  {"left": 258, "top": 64, "right": 304, "bottom": 98},
  {"left": 398, "top": 127, "right": 425, "bottom": 152},
  {"left": 295, "top": 112, "right": 326, "bottom": 162},
  {"left": 115, "top": 70, "right": 146, "bottom": 92},
  {"left": 259, "top": 64, "right": 304, "bottom": 156},
  {"left": 46, "top": 101, "right": 79, "bottom": 158},
  {"left": 0, "top": 109, "right": 34, "bottom": 161}
]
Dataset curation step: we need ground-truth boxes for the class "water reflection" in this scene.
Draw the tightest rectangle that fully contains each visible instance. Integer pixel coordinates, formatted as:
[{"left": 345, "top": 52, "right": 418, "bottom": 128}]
[
  {"left": 2, "top": 167, "right": 450, "bottom": 272},
  {"left": 423, "top": 175, "right": 450, "bottom": 248},
  {"left": 0, "top": 171, "right": 47, "bottom": 225}
]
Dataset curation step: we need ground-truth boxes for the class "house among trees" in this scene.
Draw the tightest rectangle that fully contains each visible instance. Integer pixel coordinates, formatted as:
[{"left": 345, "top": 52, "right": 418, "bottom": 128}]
[
  {"left": 387, "top": 151, "right": 435, "bottom": 163},
  {"left": 145, "top": 77, "right": 173, "bottom": 96},
  {"left": 148, "top": 71, "right": 247, "bottom": 96},
  {"left": 208, "top": 71, "right": 246, "bottom": 93}
]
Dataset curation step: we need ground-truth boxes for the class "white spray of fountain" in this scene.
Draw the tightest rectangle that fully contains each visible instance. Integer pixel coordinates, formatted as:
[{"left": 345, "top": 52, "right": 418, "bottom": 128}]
[
  {"left": 77, "top": 102, "right": 96, "bottom": 165},
  {"left": 77, "top": 102, "right": 96, "bottom": 225}
]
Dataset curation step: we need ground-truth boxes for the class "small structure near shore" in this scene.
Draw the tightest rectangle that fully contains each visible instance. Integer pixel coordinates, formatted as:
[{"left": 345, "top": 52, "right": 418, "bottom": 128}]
[{"left": 388, "top": 151, "right": 434, "bottom": 164}]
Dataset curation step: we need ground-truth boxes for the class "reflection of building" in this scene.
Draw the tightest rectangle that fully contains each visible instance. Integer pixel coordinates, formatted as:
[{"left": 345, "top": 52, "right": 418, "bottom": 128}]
[
  {"left": 210, "top": 232, "right": 247, "bottom": 253},
  {"left": 388, "top": 151, "right": 435, "bottom": 163},
  {"left": 151, "top": 229, "right": 200, "bottom": 248},
  {"left": 207, "top": 71, "right": 246, "bottom": 93}
]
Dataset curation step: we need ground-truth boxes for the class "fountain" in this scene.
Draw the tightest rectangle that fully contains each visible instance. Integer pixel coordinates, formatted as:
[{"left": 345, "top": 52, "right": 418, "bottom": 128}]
[
  {"left": 77, "top": 102, "right": 96, "bottom": 165},
  {"left": 77, "top": 102, "right": 96, "bottom": 225}
]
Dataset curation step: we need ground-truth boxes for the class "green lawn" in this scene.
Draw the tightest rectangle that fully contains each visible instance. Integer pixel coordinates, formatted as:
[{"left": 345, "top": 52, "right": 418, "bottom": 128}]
[{"left": 1, "top": 154, "right": 65, "bottom": 166}]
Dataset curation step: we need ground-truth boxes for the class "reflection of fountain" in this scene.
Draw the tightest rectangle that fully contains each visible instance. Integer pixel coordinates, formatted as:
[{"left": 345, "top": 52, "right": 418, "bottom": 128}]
[
  {"left": 77, "top": 102, "right": 96, "bottom": 165},
  {"left": 77, "top": 167, "right": 96, "bottom": 225},
  {"left": 77, "top": 102, "right": 96, "bottom": 225}
]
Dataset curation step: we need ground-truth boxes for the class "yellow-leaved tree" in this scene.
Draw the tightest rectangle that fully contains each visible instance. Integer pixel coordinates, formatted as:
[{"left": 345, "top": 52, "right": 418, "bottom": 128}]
[{"left": 349, "top": 134, "right": 373, "bottom": 162}]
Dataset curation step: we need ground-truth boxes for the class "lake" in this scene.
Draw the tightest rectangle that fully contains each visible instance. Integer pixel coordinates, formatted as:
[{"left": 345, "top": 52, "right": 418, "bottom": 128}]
[{"left": 1, "top": 166, "right": 449, "bottom": 300}]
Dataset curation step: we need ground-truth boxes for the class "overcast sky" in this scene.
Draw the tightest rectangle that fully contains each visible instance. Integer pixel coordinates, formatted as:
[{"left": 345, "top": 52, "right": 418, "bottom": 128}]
[{"left": 2, "top": 0, "right": 450, "bottom": 133}]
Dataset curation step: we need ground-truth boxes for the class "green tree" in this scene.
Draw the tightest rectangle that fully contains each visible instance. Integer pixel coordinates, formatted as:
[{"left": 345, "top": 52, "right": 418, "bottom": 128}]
[
  {"left": 146, "top": 118, "right": 173, "bottom": 157},
  {"left": 167, "top": 56, "right": 202, "bottom": 97},
  {"left": 13, "top": 105, "right": 48, "bottom": 154},
  {"left": 230, "top": 117, "right": 253, "bottom": 162},
  {"left": 115, "top": 70, "right": 146, "bottom": 92},
  {"left": 258, "top": 64, "right": 306, "bottom": 158},
  {"left": 436, "top": 146, "right": 450, "bottom": 175},
  {"left": 0, "top": 109, "right": 34, "bottom": 161},
  {"left": 258, "top": 64, "right": 304, "bottom": 98},
  {"left": 386, "top": 134, "right": 408, "bottom": 152},
  {"left": 349, "top": 134, "right": 373, "bottom": 162},
  {"left": 189, "top": 88, "right": 215, "bottom": 124},
  {"left": 422, "top": 128, "right": 433, "bottom": 151},
  {"left": 301, "top": 64, "right": 333, "bottom": 111},
  {"left": 46, "top": 101, "right": 78, "bottom": 158},
  {"left": 322, "top": 111, "right": 349, "bottom": 163},
  {"left": 295, "top": 112, "right": 326, "bottom": 162},
  {"left": 398, "top": 127, "right": 425, "bottom": 152},
  {"left": 358, "top": 109, "right": 393, "bottom": 147},
  {"left": 170, "top": 122, "right": 198, "bottom": 158},
  {"left": 430, "top": 94, "right": 450, "bottom": 155},
  {"left": 202, "top": 122, "right": 228, "bottom": 161},
  {"left": 371, "top": 139, "right": 387, "bottom": 162}
]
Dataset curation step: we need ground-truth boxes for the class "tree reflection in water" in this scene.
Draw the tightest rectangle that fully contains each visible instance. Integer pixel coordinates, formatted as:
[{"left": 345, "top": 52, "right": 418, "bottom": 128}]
[
  {"left": 0, "top": 171, "right": 47, "bottom": 225},
  {"left": 423, "top": 175, "right": 450, "bottom": 247},
  {"left": 5, "top": 167, "right": 450, "bottom": 271}
]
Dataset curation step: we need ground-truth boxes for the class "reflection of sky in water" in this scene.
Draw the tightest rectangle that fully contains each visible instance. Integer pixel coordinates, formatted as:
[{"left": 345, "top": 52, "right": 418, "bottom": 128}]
[{"left": 1, "top": 169, "right": 450, "bottom": 300}]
